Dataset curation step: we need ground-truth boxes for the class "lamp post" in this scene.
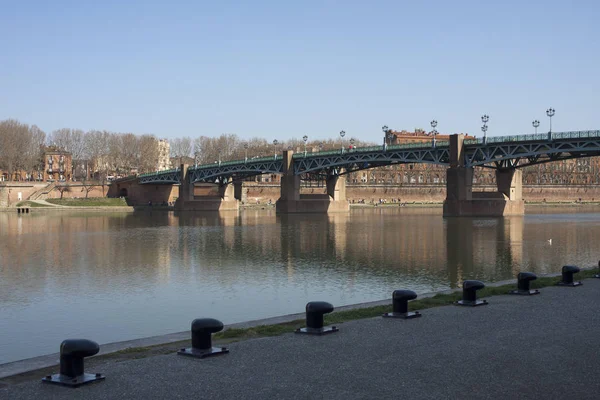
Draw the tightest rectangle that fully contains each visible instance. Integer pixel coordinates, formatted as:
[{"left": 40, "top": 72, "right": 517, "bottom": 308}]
[
  {"left": 532, "top": 120, "right": 540, "bottom": 135},
  {"left": 350, "top": 138, "right": 355, "bottom": 151},
  {"left": 481, "top": 115, "right": 489, "bottom": 143},
  {"left": 319, "top": 142, "right": 324, "bottom": 152},
  {"left": 481, "top": 124, "right": 488, "bottom": 142},
  {"left": 244, "top": 143, "right": 248, "bottom": 162},
  {"left": 303, "top": 135, "right": 308, "bottom": 156},
  {"left": 430, "top": 120, "right": 438, "bottom": 147},
  {"left": 339, "top": 130, "right": 345, "bottom": 153},
  {"left": 273, "top": 139, "right": 278, "bottom": 159},
  {"left": 546, "top": 108, "right": 555, "bottom": 133},
  {"left": 382, "top": 125, "right": 389, "bottom": 147}
]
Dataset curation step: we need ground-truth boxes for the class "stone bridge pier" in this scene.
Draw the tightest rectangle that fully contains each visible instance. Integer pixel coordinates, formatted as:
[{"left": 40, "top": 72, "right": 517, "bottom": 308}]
[
  {"left": 176, "top": 164, "right": 241, "bottom": 211},
  {"left": 276, "top": 150, "right": 349, "bottom": 213},
  {"left": 443, "top": 134, "right": 524, "bottom": 217}
]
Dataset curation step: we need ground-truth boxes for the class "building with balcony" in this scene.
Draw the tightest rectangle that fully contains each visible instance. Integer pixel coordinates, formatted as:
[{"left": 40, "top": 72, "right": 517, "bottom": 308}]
[{"left": 44, "top": 148, "right": 72, "bottom": 182}]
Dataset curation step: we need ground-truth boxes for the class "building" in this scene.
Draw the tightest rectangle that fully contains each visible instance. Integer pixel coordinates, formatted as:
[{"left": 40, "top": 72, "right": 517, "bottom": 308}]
[
  {"left": 390, "top": 129, "right": 475, "bottom": 145},
  {"left": 169, "top": 156, "right": 195, "bottom": 168},
  {"left": 157, "top": 139, "right": 171, "bottom": 171},
  {"left": 43, "top": 148, "right": 72, "bottom": 182}
]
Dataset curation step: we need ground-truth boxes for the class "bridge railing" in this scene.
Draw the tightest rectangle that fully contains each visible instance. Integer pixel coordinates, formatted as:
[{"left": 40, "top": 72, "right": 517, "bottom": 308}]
[
  {"left": 187, "top": 141, "right": 452, "bottom": 170},
  {"left": 189, "top": 156, "right": 277, "bottom": 171},
  {"left": 138, "top": 167, "right": 180, "bottom": 178},
  {"left": 464, "top": 130, "right": 600, "bottom": 145},
  {"left": 292, "top": 141, "right": 450, "bottom": 159}
]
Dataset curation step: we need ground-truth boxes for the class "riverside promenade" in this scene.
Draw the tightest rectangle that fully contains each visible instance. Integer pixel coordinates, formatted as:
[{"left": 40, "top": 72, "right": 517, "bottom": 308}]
[{"left": 2, "top": 279, "right": 600, "bottom": 400}]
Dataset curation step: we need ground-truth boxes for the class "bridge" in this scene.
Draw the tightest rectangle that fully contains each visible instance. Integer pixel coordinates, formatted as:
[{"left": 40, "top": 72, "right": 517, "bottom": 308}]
[{"left": 111, "top": 130, "right": 600, "bottom": 216}]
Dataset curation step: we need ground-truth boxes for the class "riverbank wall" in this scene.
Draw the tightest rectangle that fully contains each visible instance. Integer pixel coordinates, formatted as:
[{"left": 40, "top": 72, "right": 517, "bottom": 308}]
[
  {"left": 3, "top": 182, "right": 600, "bottom": 208},
  {"left": 244, "top": 183, "right": 600, "bottom": 204}
]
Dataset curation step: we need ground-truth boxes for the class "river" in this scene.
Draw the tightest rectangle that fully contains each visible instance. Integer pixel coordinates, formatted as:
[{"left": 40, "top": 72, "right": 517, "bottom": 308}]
[{"left": 1, "top": 206, "right": 599, "bottom": 364}]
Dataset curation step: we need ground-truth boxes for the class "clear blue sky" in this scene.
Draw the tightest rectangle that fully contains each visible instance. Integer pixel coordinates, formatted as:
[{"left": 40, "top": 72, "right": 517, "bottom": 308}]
[{"left": 1, "top": 0, "right": 598, "bottom": 142}]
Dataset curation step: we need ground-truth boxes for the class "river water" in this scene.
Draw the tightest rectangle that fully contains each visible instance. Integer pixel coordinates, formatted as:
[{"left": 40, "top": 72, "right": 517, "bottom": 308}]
[{"left": 1, "top": 207, "right": 599, "bottom": 364}]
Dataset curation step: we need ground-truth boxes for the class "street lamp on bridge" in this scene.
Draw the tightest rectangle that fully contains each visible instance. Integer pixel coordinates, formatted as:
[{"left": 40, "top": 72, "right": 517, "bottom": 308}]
[
  {"left": 350, "top": 138, "right": 355, "bottom": 151},
  {"left": 546, "top": 108, "right": 555, "bottom": 133},
  {"left": 430, "top": 120, "right": 438, "bottom": 147},
  {"left": 481, "top": 115, "right": 489, "bottom": 143},
  {"left": 244, "top": 143, "right": 248, "bottom": 163},
  {"left": 382, "top": 125, "right": 389, "bottom": 147},
  {"left": 532, "top": 120, "right": 540, "bottom": 134},
  {"left": 273, "top": 139, "right": 278, "bottom": 159},
  {"left": 319, "top": 142, "right": 324, "bottom": 152},
  {"left": 339, "top": 130, "right": 346, "bottom": 153},
  {"left": 302, "top": 135, "right": 308, "bottom": 156}
]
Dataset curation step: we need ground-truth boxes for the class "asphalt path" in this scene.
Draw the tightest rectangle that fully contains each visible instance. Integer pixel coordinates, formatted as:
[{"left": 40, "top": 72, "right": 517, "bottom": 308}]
[{"left": 2, "top": 279, "right": 600, "bottom": 399}]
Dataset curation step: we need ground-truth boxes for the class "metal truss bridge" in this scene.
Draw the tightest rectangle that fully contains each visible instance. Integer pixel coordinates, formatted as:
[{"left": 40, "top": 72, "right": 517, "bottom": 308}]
[{"left": 131, "top": 130, "right": 600, "bottom": 185}]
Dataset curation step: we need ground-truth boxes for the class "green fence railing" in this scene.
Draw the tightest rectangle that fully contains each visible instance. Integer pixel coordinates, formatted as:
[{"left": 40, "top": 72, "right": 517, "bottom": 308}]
[{"left": 464, "top": 130, "right": 600, "bottom": 145}]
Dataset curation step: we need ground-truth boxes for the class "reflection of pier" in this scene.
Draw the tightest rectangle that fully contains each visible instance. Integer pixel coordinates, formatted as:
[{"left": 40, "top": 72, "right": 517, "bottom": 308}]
[{"left": 445, "top": 216, "right": 524, "bottom": 288}]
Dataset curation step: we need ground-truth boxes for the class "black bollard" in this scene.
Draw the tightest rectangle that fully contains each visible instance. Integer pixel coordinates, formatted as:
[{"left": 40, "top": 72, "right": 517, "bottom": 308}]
[
  {"left": 595, "top": 260, "right": 600, "bottom": 279},
  {"left": 41, "top": 339, "right": 104, "bottom": 388},
  {"left": 509, "top": 272, "right": 540, "bottom": 295},
  {"left": 556, "top": 265, "right": 583, "bottom": 287},
  {"left": 383, "top": 290, "right": 421, "bottom": 319},
  {"left": 455, "top": 280, "right": 488, "bottom": 307},
  {"left": 295, "top": 301, "right": 338, "bottom": 335},
  {"left": 178, "top": 318, "right": 229, "bottom": 359}
]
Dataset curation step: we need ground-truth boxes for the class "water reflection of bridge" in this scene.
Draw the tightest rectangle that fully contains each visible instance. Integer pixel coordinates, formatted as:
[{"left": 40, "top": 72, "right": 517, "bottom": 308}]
[{"left": 4, "top": 209, "right": 600, "bottom": 305}]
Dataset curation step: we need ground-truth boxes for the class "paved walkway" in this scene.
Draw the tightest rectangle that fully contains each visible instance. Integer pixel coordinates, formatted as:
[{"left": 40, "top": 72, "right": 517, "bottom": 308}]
[{"left": 2, "top": 279, "right": 600, "bottom": 399}]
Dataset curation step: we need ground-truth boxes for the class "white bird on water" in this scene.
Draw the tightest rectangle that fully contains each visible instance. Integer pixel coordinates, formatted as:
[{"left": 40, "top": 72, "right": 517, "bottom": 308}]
[{"left": 547, "top": 239, "right": 552, "bottom": 245}]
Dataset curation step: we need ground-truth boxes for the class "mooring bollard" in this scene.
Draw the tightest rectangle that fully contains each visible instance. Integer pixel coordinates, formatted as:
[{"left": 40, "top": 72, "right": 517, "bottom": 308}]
[
  {"left": 295, "top": 301, "right": 338, "bottom": 335},
  {"left": 41, "top": 339, "right": 104, "bottom": 388},
  {"left": 455, "top": 280, "right": 488, "bottom": 307},
  {"left": 509, "top": 272, "right": 540, "bottom": 295},
  {"left": 383, "top": 290, "right": 421, "bottom": 319},
  {"left": 178, "top": 318, "right": 229, "bottom": 359},
  {"left": 556, "top": 265, "right": 583, "bottom": 287},
  {"left": 595, "top": 260, "right": 600, "bottom": 279}
]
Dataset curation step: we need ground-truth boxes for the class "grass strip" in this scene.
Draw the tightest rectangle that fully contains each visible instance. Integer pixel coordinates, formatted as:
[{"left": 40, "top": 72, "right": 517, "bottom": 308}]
[
  {"left": 46, "top": 198, "right": 128, "bottom": 207},
  {"left": 14, "top": 201, "right": 48, "bottom": 208}
]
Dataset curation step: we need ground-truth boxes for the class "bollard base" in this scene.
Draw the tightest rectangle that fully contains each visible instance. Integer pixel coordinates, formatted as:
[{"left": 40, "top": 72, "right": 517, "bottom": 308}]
[
  {"left": 455, "top": 299, "right": 488, "bottom": 307},
  {"left": 556, "top": 281, "right": 583, "bottom": 287},
  {"left": 509, "top": 289, "right": 540, "bottom": 296},
  {"left": 595, "top": 275, "right": 600, "bottom": 279},
  {"left": 295, "top": 326, "right": 339, "bottom": 335},
  {"left": 42, "top": 373, "right": 105, "bottom": 388},
  {"left": 382, "top": 311, "right": 421, "bottom": 319},
  {"left": 177, "top": 346, "right": 229, "bottom": 359}
]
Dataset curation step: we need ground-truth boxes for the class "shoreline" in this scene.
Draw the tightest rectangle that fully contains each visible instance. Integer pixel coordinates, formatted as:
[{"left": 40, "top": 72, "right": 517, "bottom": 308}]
[
  {"left": 1, "top": 201, "right": 599, "bottom": 213},
  {"left": 1, "top": 267, "right": 596, "bottom": 381}
]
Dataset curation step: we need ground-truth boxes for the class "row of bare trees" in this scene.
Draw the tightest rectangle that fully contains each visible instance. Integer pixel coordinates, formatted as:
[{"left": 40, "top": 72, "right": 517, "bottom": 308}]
[
  {"left": 0, "top": 120, "right": 166, "bottom": 181},
  {"left": 0, "top": 119, "right": 46, "bottom": 181},
  {"left": 177, "top": 134, "right": 376, "bottom": 166}
]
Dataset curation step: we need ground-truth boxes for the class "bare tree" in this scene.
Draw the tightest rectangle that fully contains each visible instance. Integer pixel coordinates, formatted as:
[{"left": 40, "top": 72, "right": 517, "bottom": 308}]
[
  {"left": 138, "top": 134, "right": 159, "bottom": 173},
  {"left": 26, "top": 125, "right": 46, "bottom": 180},
  {"left": 120, "top": 133, "right": 140, "bottom": 174},
  {"left": 55, "top": 184, "right": 71, "bottom": 200},
  {"left": 0, "top": 119, "right": 31, "bottom": 180},
  {"left": 47, "top": 128, "right": 84, "bottom": 158},
  {"left": 170, "top": 137, "right": 193, "bottom": 165}
]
